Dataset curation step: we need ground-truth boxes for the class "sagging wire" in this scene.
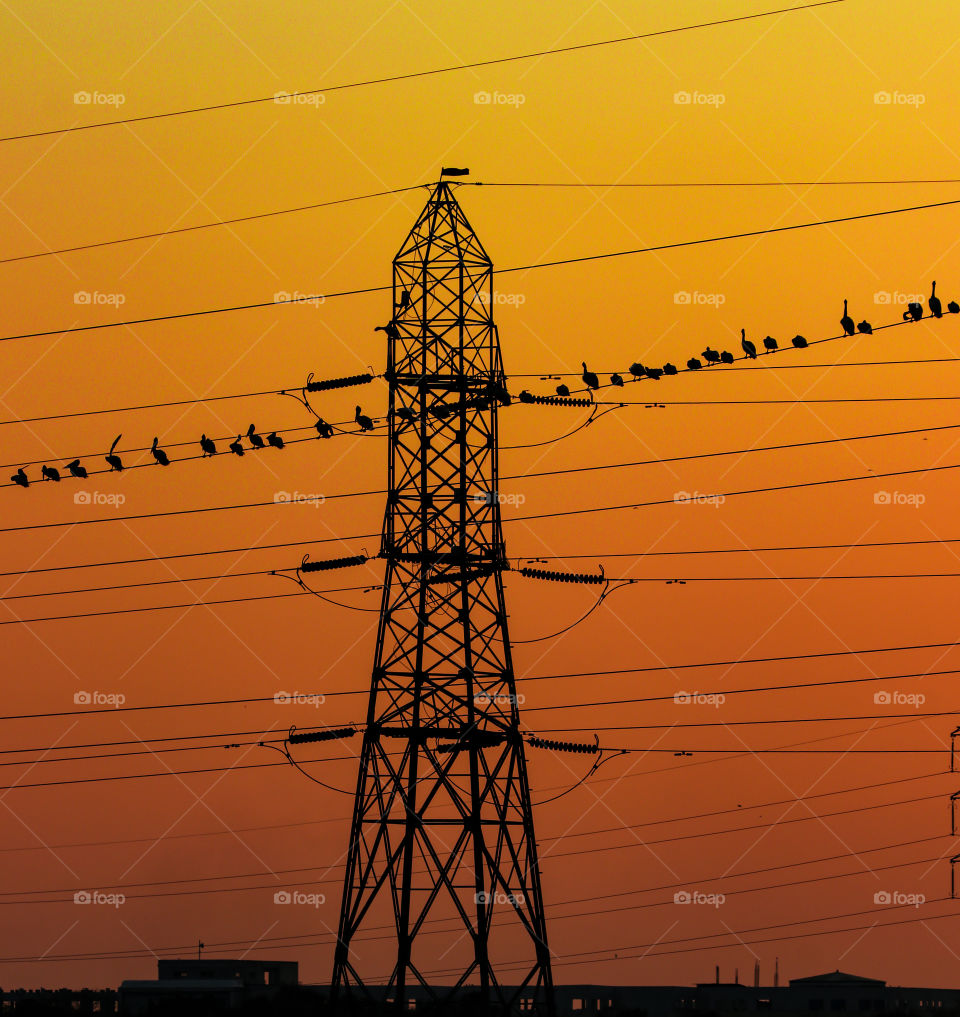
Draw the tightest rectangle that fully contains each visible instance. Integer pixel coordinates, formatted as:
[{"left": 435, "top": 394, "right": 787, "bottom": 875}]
[
  {"left": 271, "top": 553, "right": 382, "bottom": 613},
  {"left": 259, "top": 725, "right": 358, "bottom": 794},
  {"left": 527, "top": 734, "right": 628, "bottom": 805}
]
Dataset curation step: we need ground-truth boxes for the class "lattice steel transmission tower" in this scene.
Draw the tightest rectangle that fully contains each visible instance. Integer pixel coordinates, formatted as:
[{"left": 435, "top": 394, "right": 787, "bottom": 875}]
[{"left": 331, "top": 179, "right": 553, "bottom": 1012}]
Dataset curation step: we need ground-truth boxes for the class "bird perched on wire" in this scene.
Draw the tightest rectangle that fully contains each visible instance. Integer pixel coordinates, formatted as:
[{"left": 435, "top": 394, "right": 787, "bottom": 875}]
[
  {"left": 646, "top": 366, "right": 663, "bottom": 380},
  {"left": 840, "top": 299, "right": 855, "bottom": 336},
  {"left": 857, "top": 320, "right": 872, "bottom": 334},
  {"left": 581, "top": 362, "right": 599, "bottom": 389},
  {"left": 904, "top": 302, "right": 923, "bottom": 322},
  {"left": 41, "top": 464, "right": 60, "bottom": 482},
  {"left": 66, "top": 459, "right": 87, "bottom": 479},
  {"left": 949, "top": 301, "right": 960, "bottom": 315},
  {"left": 267, "top": 431, "right": 285, "bottom": 449},
  {"left": 929, "top": 281, "right": 942, "bottom": 319},
  {"left": 314, "top": 418, "right": 333, "bottom": 439},
  {"left": 763, "top": 335, "right": 778, "bottom": 352},
  {"left": 105, "top": 434, "right": 124, "bottom": 472},
  {"left": 720, "top": 351, "right": 734, "bottom": 364},
  {"left": 199, "top": 434, "right": 217, "bottom": 457},
  {"left": 246, "top": 424, "right": 265, "bottom": 450},
  {"left": 556, "top": 384, "right": 570, "bottom": 396},
  {"left": 687, "top": 357, "right": 702, "bottom": 370},
  {"left": 741, "top": 330, "right": 757, "bottom": 359},
  {"left": 629, "top": 362, "right": 646, "bottom": 379},
  {"left": 663, "top": 363, "right": 678, "bottom": 375},
  {"left": 792, "top": 334, "right": 808, "bottom": 348},
  {"left": 151, "top": 438, "right": 170, "bottom": 466},
  {"left": 228, "top": 435, "right": 244, "bottom": 456},
  {"left": 701, "top": 347, "right": 720, "bottom": 364},
  {"left": 355, "top": 406, "right": 374, "bottom": 432},
  {"left": 610, "top": 373, "right": 624, "bottom": 387},
  {"left": 11, "top": 468, "right": 28, "bottom": 488}
]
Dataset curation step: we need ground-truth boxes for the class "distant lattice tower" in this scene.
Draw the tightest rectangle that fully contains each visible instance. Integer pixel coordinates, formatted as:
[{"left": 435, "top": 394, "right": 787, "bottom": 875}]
[{"left": 331, "top": 179, "right": 553, "bottom": 1012}]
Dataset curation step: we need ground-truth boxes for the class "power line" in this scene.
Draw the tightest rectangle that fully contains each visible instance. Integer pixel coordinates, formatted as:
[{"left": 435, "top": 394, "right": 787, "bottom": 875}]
[
  {"left": 484, "top": 178, "right": 960, "bottom": 188},
  {"left": 3, "top": 199, "right": 956, "bottom": 343},
  {"left": 0, "top": 2, "right": 845, "bottom": 144},
  {"left": 0, "top": 186, "right": 424, "bottom": 265}
]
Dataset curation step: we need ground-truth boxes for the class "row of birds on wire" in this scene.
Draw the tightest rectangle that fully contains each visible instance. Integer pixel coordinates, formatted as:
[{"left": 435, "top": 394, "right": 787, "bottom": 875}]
[
  {"left": 8, "top": 406, "right": 382, "bottom": 488},
  {"left": 9, "top": 285, "right": 957, "bottom": 487},
  {"left": 557, "top": 285, "right": 957, "bottom": 396}
]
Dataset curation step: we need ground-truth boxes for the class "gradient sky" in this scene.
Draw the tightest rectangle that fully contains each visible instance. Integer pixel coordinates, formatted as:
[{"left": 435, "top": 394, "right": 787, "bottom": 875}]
[{"left": 2, "top": 0, "right": 960, "bottom": 993}]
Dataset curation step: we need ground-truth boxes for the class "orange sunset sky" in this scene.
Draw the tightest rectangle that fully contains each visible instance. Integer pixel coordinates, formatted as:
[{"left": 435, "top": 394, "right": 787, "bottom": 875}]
[{"left": 2, "top": 0, "right": 960, "bottom": 993}]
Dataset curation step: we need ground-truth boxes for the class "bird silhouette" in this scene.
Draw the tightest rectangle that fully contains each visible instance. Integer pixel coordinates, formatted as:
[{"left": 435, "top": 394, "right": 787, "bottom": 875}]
[
  {"left": 355, "top": 406, "right": 374, "bottom": 431},
  {"left": 720, "top": 351, "right": 734, "bottom": 364},
  {"left": 763, "top": 336, "right": 778, "bottom": 352},
  {"left": 315, "top": 418, "right": 334, "bottom": 438},
  {"left": 792, "top": 334, "right": 808, "bottom": 348},
  {"left": 581, "top": 362, "right": 599, "bottom": 389},
  {"left": 151, "top": 438, "right": 170, "bottom": 466},
  {"left": 66, "top": 459, "right": 87, "bottom": 479},
  {"left": 105, "top": 434, "right": 124, "bottom": 472},
  {"left": 949, "top": 301, "right": 960, "bottom": 315},
  {"left": 929, "top": 281, "right": 942, "bottom": 319},
  {"left": 556, "top": 384, "right": 570, "bottom": 396},
  {"left": 41, "top": 464, "right": 60, "bottom": 482},
  {"left": 646, "top": 367, "right": 663, "bottom": 380},
  {"left": 395, "top": 407, "right": 416, "bottom": 423},
  {"left": 11, "top": 468, "right": 28, "bottom": 488},
  {"left": 840, "top": 299, "right": 855, "bottom": 336},
  {"left": 267, "top": 431, "right": 285, "bottom": 449},
  {"left": 199, "top": 434, "right": 217, "bottom": 457},
  {"left": 397, "top": 289, "right": 410, "bottom": 312},
  {"left": 246, "top": 424, "right": 265, "bottom": 450},
  {"left": 609, "top": 373, "right": 624, "bottom": 387},
  {"left": 374, "top": 322, "right": 400, "bottom": 341},
  {"left": 629, "top": 362, "right": 646, "bottom": 378},
  {"left": 702, "top": 347, "right": 720, "bottom": 364},
  {"left": 686, "top": 358, "right": 703, "bottom": 371},
  {"left": 904, "top": 302, "right": 923, "bottom": 322},
  {"left": 741, "top": 330, "right": 757, "bottom": 359},
  {"left": 228, "top": 435, "right": 245, "bottom": 456},
  {"left": 857, "top": 320, "right": 873, "bottom": 334},
  {"left": 662, "top": 363, "right": 678, "bottom": 375}
]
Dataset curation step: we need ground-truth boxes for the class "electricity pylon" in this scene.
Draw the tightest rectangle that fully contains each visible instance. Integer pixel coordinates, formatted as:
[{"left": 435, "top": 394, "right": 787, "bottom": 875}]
[{"left": 331, "top": 179, "right": 553, "bottom": 1012}]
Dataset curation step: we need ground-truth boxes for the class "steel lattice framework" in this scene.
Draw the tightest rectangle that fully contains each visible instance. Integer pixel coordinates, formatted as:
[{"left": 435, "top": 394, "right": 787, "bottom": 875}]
[{"left": 331, "top": 181, "right": 553, "bottom": 1012}]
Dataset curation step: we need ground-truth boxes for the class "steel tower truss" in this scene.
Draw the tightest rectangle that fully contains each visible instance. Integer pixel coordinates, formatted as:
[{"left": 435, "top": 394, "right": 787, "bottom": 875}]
[{"left": 331, "top": 181, "right": 553, "bottom": 1012}]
